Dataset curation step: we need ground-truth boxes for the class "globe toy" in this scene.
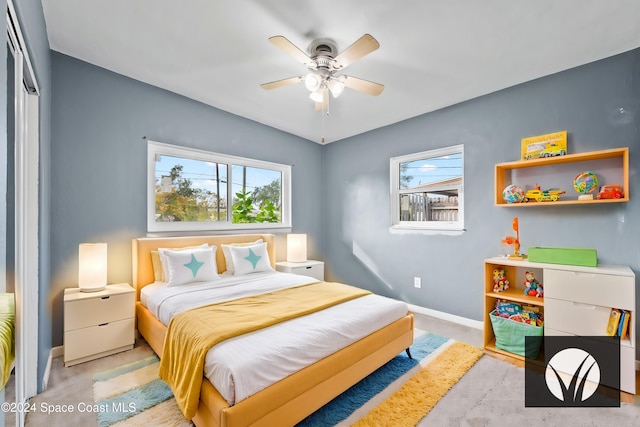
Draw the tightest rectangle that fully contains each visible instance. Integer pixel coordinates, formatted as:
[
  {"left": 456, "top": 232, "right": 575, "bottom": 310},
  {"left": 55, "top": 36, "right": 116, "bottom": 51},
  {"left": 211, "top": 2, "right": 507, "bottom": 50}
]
[
  {"left": 573, "top": 171, "right": 598, "bottom": 194},
  {"left": 502, "top": 184, "right": 525, "bottom": 203}
]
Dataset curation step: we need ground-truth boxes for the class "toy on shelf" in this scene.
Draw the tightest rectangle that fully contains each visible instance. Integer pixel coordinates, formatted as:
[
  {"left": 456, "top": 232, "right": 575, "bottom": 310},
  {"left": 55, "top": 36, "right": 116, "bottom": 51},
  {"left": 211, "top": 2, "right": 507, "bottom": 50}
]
[
  {"left": 494, "top": 300, "right": 544, "bottom": 326},
  {"left": 521, "top": 130, "right": 567, "bottom": 161},
  {"left": 523, "top": 271, "right": 543, "bottom": 298},
  {"left": 574, "top": 171, "right": 598, "bottom": 200},
  {"left": 502, "top": 184, "right": 525, "bottom": 204},
  {"left": 502, "top": 217, "right": 527, "bottom": 260},
  {"left": 597, "top": 184, "right": 624, "bottom": 200},
  {"left": 493, "top": 266, "right": 510, "bottom": 293},
  {"left": 523, "top": 185, "right": 565, "bottom": 202}
]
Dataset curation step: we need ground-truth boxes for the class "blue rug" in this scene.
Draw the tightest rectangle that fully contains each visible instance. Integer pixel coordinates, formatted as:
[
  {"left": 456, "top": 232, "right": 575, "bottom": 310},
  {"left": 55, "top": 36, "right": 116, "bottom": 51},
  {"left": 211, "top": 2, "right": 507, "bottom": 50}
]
[
  {"left": 296, "top": 332, "right": 449, "bottom": 426},
  {"left": 92, "top": 355, "right": 192, "bottom": 427},
  {"left": 92, "top": 332, "right": 474, "bottom": 426}
]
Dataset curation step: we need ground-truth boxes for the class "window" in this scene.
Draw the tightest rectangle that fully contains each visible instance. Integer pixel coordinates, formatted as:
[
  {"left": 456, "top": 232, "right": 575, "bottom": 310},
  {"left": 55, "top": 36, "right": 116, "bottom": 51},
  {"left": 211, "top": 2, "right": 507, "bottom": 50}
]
[
  {"left": 148, "top": 141, "right": 291, "bottom": 232},
  {"left": 390, "top": 144, "right": 464, "bottom": 231}
]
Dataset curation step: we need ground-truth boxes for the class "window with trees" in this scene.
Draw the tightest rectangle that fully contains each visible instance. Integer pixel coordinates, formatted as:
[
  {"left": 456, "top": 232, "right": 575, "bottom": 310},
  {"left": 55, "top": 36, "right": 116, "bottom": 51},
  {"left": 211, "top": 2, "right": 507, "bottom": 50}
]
[
  {"left": 390, "top": 144, "right": 464, "bottom": 231},
  {"left": 147, "top": 141, "right": 291, "bottom": 232}
]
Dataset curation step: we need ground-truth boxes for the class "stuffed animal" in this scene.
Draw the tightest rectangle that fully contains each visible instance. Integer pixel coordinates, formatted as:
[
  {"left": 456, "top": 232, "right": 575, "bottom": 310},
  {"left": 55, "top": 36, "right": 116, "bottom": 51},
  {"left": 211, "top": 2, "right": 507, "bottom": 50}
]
[
  {"left": 493, "top": 267, "right": 510, "bottom": 292},
  {"left": 524, "top": 271, "right": 540, "bottom": 296},
  {"left": 535, "top": 283, "right": 543, "bottom": 298}
]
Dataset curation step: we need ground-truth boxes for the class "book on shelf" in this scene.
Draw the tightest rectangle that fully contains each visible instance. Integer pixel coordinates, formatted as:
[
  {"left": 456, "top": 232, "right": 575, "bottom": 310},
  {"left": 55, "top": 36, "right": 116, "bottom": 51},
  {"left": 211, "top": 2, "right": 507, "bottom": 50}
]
[
  {"left": 606, "top": 308, "right": 621, "bottom": 336},
  {"left": 619, "top": 310, "right": 631, "bottom": 340}
]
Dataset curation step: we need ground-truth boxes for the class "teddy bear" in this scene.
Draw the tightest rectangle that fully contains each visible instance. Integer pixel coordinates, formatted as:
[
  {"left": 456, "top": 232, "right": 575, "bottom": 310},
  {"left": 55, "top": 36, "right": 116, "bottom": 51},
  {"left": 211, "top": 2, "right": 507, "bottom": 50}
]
[
  {"left": 524, "top": 271, "right": 540, "bottom": 296},
  {"left": 493, "top": 267, "right": 510, "bottom": 292}
]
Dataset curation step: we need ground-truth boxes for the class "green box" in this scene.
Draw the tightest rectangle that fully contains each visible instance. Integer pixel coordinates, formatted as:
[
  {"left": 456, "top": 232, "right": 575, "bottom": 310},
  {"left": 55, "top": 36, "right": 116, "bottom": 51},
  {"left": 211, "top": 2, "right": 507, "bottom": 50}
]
[
  {"left": 527, "top": 247, "right": 597, "bottom": 267},
  {"left": 489, "top": 310, "right": 543, "bottom": 359}
]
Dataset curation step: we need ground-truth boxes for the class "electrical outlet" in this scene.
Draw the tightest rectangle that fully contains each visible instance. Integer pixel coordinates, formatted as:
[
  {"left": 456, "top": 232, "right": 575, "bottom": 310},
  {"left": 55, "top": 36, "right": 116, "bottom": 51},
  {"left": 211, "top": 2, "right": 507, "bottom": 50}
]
[{"left": 413, "top": 277, "right": 421, "bottom": 288}]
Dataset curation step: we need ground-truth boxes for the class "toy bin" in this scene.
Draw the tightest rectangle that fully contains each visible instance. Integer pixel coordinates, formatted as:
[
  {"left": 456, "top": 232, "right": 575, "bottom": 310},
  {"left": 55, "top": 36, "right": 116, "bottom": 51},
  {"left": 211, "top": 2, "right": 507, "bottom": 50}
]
[{"left": 489, "top": 310, "right": 543, "bottom": 359}]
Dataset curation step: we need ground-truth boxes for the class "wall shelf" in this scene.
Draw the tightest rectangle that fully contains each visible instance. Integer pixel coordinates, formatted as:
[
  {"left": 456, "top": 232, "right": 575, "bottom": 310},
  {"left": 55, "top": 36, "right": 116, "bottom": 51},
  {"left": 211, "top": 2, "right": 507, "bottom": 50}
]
[{"left": 495, "top": 147, "right": 629, "bottom": 206}]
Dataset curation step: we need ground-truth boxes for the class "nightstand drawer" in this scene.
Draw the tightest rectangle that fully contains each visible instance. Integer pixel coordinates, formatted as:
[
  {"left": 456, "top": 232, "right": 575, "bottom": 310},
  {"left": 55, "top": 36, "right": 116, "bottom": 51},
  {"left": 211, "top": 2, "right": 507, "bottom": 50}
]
[
  {"left": 64, "top": 318, "right": 134, "bottom": 362},
  {"left": 544, "top": 297, "right": 611, "bottom": 337},
  {"left": 276, "top": 261, "right": 324, "bottom": 281},
  {"left": 544, "top": 269, "right": 634, "bottom": 309},
  {"left": 289, "top": 264, "right": 324, "bottom": 281},
  {"left": 65, "top": 292, "right": 134, "bottom": 331}
]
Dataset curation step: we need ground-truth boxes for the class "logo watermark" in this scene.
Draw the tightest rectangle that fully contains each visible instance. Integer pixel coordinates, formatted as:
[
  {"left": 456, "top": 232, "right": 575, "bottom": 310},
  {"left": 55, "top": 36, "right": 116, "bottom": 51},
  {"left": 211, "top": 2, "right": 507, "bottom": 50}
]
[{"left": 525, "top": 336, "right": 620, "bottom": 407}]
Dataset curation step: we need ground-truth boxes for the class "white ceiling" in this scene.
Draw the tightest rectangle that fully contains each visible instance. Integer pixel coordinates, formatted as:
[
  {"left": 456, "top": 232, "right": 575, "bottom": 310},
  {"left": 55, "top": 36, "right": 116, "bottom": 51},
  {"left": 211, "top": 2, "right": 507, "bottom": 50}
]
[{"left": 41, "top": 1, "right": 640, "bottom": 144}]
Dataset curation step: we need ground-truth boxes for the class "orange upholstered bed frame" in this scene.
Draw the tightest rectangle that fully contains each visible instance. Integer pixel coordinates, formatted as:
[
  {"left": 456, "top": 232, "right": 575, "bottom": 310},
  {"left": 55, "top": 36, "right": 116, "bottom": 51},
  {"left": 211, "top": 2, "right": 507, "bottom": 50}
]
[{"left": 132, "top": 234, "right": 414, "bottom": 427}]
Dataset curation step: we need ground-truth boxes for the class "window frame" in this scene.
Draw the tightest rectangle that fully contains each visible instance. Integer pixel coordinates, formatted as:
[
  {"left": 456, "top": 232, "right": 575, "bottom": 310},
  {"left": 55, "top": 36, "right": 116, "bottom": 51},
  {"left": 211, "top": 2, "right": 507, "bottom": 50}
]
[
  {"left": 390, "top": 144, "right": 464, "bottom": 232},
  {"left": 147, "top": 140, "right": 291, "bottom": 232}
]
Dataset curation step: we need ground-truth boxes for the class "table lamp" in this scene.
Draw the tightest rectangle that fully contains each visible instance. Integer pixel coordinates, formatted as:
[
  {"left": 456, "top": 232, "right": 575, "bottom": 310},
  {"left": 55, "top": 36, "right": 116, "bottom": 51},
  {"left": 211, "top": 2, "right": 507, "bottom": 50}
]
[
  {"left": 286, "top": 234, "right": 307, "bottom": 263},
  {"left": 78, "top": 243, "right": 107, "bottom": 292}
]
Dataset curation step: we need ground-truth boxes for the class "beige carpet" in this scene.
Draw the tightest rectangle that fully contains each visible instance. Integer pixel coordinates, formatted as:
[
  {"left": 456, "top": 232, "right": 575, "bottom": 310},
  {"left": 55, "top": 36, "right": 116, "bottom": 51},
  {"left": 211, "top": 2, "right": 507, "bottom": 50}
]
[{"left": 418, "top": 354, "right": 640, "bottom": 427}]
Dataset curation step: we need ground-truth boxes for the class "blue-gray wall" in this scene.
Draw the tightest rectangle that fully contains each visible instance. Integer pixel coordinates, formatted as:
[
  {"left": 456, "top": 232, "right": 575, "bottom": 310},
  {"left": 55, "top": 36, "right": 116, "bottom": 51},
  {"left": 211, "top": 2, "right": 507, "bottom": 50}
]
[
  {"left": 49, "top": 52, "right": 324, "bottom": 348},
  {"left": 323, "top": 49, "right": 640, "bottom": 350}
]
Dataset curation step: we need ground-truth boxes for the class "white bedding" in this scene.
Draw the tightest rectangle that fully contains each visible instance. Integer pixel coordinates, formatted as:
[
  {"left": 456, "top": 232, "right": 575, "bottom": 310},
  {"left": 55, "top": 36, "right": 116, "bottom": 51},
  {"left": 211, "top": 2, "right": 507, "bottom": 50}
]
[{"left": 142, "top": 271, "right": 409, "bottom": 405}]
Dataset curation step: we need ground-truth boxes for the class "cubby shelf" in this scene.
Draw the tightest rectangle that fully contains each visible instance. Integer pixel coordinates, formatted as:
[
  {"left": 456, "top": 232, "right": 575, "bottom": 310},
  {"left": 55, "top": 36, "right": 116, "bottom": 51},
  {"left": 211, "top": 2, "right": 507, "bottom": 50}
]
[
  {"left": 495, "top": 147, "right": 629, "bottom": 206},
  {"left": 483, "top": 257, "right": 636, "bottom": 394}
]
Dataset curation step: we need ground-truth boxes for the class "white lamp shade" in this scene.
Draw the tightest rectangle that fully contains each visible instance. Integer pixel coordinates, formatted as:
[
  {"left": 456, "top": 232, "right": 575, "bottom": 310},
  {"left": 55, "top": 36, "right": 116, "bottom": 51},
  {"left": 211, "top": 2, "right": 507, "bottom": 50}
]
[
  {"left": 78, "top": 243, "right": 107, "bottom": 292},
  {"left": 304, "top": 73, "right": 321, "bottom": 92},
  {"left": 287, "top": 234, "right": 307, "bottom": 263},
  {"left": 328, "top": 79, "right": 344, "bottom": 98},
  {"left": 309, "top": 90, "right": 324, "bottom": 103}
]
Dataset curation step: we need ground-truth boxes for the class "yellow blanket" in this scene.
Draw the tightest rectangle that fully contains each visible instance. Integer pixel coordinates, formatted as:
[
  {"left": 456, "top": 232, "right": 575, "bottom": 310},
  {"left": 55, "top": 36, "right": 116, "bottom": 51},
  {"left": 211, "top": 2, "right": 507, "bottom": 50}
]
[
  {"left": 0, "top": 294, "right": 15, "bottom": 390},
  {"left": 159, "top": 281, "right": 370, "bottom": 419}
]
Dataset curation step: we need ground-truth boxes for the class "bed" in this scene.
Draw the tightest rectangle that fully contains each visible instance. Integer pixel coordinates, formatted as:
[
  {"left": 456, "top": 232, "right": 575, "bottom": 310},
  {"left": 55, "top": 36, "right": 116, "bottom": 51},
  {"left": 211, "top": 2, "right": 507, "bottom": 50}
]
[{"left": 132, "top": 234, "right": 414, "bottom": 427}]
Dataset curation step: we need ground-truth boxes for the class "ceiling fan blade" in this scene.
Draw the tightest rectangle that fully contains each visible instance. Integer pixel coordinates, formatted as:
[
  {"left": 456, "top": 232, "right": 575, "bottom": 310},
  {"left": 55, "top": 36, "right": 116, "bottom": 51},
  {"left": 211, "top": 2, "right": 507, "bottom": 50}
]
[
  {"left": 268, "top": 36, "right": 313, "bottom": 65},
  {"left": 333, "top": 34, "right": 380, "bottom": 69},
  {"left": 315, "top": 88, "right": 329, "bottom": 110},
  {"left": 260, "top": 76, "right": 302, "bottom": 90},
  {"left": 342, "top": 75, "right": 384, "bottom": 96}
]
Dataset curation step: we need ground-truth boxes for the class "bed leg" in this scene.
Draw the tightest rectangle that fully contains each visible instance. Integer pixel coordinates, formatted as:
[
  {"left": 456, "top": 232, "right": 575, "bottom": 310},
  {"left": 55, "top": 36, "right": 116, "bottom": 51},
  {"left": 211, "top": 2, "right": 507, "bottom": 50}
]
[{"left": 405, "top": 347, "right": 413, "bottom": 359}]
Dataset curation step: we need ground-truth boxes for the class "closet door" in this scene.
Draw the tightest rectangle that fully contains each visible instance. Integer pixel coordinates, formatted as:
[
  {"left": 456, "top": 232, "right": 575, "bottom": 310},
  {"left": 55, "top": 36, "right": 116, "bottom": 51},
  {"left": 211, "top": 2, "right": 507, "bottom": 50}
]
[{"left": 6, "top": 2, "right": 40, "bottom": 426}]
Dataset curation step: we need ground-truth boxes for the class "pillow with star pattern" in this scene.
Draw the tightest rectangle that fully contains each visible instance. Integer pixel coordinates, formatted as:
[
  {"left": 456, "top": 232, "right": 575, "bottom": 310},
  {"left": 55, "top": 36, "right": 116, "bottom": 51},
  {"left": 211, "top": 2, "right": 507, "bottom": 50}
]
[
  {"left": 159, "top": 245, "right": 220, "bottom": 286},
  {"left": 227, "top": 242, "right": 273, "bottom": 276},
  {"left": 152, "top": 243, "right": 209, "bottom": 282},
  {"left": 220, "top": 239, "right": 263, "bottom": 275}
]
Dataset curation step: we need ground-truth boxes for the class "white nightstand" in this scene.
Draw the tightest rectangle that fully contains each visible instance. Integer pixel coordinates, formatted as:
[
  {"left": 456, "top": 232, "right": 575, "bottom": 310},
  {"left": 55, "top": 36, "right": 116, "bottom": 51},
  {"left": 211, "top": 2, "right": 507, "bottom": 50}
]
[
  {"left": 64, "top": 283, "right": 135, "bottom": 367},
  {"left": 276, "top": 260, "right": 324, "bottom": 281}
]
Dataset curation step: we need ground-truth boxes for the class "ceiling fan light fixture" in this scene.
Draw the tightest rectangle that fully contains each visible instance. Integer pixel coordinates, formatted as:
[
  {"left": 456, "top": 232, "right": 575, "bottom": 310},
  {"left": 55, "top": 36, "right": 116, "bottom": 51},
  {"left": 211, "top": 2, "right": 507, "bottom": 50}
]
[
  {"left": 304, "top": 73, "right": 322, "bottom": 92},
  {"left": 263, "top": 34, "right": 383, "bottom": 109},
  {"left": 309, "top": 90, "right": 324, "bottom": 103},
  {"left": 328, "top": 79, "right": 345, "bottom": 98}
]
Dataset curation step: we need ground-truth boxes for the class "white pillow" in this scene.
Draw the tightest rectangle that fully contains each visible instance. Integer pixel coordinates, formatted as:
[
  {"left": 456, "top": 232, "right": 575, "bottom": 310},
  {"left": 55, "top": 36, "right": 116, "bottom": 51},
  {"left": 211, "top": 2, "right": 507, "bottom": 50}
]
[
  {"left": 159, "top": 246, "right": 220, "bottom": 286},
  {"left": 221, "top": 239, "right": 263, "bottom": 274},
  {"left": 155, "top": 243, "right": 208, "bottom": 282},
  {"left": 227, "top": 242, "right": 273, "bottom": 276}
]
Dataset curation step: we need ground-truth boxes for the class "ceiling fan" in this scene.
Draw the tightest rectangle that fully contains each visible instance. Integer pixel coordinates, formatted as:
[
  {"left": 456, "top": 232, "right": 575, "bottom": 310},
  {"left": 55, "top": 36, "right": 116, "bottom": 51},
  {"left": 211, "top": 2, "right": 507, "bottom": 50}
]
[{"left": 261, "top": 34, "right": 384, "bottom": 110}]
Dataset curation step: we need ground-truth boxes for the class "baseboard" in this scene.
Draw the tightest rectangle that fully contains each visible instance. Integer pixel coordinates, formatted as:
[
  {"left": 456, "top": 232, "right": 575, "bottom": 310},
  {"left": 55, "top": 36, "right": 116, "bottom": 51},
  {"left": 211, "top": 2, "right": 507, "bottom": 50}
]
[
  {"left": 42, "top": 345, "right": 63, "bottom": 391},
  {"left": 407, "top": 303, "right": 483, "bottom": 330}
]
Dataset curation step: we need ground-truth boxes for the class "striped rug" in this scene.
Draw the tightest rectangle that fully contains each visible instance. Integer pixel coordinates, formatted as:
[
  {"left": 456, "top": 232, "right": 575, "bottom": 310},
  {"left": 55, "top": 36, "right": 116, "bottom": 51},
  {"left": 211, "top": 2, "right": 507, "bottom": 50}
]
[{"left": 92, "top": 332, "right": 482, "bottom": 426}]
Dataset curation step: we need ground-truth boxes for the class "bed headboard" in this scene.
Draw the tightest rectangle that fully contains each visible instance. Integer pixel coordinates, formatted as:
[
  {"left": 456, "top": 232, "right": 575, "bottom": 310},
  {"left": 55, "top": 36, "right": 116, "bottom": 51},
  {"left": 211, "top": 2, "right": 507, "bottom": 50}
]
[{"left": 132, "top": 234, "right": 276, "bottom": 301}]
